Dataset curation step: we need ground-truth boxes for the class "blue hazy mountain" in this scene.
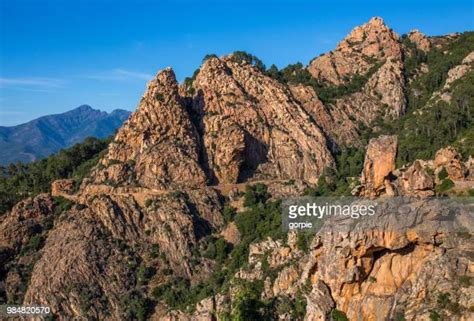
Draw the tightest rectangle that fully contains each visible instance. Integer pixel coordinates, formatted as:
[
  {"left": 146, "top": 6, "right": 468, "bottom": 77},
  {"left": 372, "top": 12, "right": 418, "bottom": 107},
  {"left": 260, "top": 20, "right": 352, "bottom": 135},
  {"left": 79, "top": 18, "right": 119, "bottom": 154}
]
[{"left": 0, "top": 105, "right": 131, "bottom": 165}]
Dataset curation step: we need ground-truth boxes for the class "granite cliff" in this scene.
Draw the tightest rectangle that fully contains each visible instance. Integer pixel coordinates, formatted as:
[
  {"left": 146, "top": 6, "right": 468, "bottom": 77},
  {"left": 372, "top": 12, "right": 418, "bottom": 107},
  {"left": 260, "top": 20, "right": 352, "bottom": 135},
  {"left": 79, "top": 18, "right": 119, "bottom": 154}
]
[{"left": 1, "top": 17, "right": 473, "bottom": 321}]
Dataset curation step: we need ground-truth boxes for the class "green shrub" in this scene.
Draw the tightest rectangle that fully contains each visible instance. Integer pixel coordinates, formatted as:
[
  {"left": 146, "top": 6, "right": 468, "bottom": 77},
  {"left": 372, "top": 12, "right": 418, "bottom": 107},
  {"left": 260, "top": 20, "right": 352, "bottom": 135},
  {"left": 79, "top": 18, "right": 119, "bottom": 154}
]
[
  {"left": 429, "top": 310, "right": 442, "bottom": 321},
  {"left": 243, "top": 183, "right": 270, "bottom": 207},
  {"left": 136, "top": 263, "right": 156, "bottom": 286},
  {"left": 296, "top": 231, "right": 312, "bottom": 252},
  {"left": 437, "top": 293, "right": 450, "bottom": 308},
  {"left": 20, "top": 235, "right": 45, "bottom": 256},
  {"left": 154, "top": 93, "right": 164, "bottom": 102},
  {"left": 394, "top": 312, "right": 406, "bottom": 321},
  {"left": 331, "top": 309, "right": 349, "bottom": 321},
  {"left": 266, "top": 61, "right": 381, "bottom": 104},
  {"left": 438, "top": 167, "right": 448, "bottom": 180},
  {"left": 436, "top": 179, "right": 454, "bottom": 193},
  {"left": 368, "top": 276, "right": 377, "bottom": 283},
  {"left": 231, "top": 51, "right": 266, "bottom": 72},
  {"left": 144, "top": 199, "right": 153, "bottom": 208},
  {"left": 459, "top": 275, "right": 472, "bottom": 287},
  {"left": 231, "top": 280, "right": 267, "bottom": 320},
  {"left": 222, "top": 205, "right": 237, "bottom": 222},
  {"left": 121, "top": 290, "right": 153, "bottom": 321}
]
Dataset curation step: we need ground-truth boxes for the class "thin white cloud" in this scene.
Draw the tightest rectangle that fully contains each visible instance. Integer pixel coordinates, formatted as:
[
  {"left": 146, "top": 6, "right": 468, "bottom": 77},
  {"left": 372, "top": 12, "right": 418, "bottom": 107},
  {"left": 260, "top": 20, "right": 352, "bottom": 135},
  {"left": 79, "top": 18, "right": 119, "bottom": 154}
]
[
  {"left": 83, "top": 68, "right": 152, "bottom": 81},
  {"left": 114, "top": 69, "right": 152, "bottom": 80},
  {"left": 0, "top": 77, "right": 65, "bottom": 88}
]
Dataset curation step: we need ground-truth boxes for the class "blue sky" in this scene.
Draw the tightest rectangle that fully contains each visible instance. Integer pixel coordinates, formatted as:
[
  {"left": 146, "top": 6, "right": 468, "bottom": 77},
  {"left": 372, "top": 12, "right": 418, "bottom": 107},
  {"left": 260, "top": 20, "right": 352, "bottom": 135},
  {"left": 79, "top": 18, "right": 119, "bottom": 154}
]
[{"left": 0, "top": 0, "right": 473, "bottom": 126}]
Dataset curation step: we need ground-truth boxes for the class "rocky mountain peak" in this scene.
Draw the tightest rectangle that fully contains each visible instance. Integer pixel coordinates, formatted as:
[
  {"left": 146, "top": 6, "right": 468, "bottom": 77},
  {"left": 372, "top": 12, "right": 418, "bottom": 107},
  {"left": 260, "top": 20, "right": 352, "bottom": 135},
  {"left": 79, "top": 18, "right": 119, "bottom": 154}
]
[
  {"left": 337, "top": 16, "right": 400, "bottom": 56},
  {"left": 305, "top": 17, "right": 407, "bottom": 136},
  {"left": 309, "top": 17, "right": 401, "bottom": 85},
  {"left": 194, "top": 54, "right": 335, "bottom": 184},
  {"left": 406, "top": 29, "right": 432, "bottom": 51},
  {"left": 90, "top": 66, "right": 207, "bottom": 190}
]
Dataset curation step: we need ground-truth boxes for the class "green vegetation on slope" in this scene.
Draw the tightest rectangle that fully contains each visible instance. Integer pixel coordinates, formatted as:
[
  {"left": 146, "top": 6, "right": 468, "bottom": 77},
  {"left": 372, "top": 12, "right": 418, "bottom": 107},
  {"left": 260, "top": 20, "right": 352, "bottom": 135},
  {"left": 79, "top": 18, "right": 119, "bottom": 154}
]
[
  {"left": 266, "top": 61, "right": 382, "bottom": 104},
  {"left": 375, "top": 32, "right": 474, "bottom": 164},
  {"left": 405, "top": 32, "right": 474, "bottom": 113},
  {"left": 151, "top": 184, "right": 308, "bottom": 319},
  {"left": 304, "top": 146, "right": 366, "bottom": 197},
  {"left": 0, "top": 136, "right": 110, "bottom": 215}
]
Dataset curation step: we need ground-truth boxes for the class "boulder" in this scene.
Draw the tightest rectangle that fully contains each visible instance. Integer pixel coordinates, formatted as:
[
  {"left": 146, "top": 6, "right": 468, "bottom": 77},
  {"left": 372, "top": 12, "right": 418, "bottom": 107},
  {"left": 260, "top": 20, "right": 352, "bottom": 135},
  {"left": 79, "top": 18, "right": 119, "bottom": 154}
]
[
  {"left": 400, "top": 160, "right": 434, "bottom": 196},
  {"left": 434, "top": 146, "right": 466, "bottom": 180},
  {"left": 51, "top": 179, "right": 75, "bottom": 197}
]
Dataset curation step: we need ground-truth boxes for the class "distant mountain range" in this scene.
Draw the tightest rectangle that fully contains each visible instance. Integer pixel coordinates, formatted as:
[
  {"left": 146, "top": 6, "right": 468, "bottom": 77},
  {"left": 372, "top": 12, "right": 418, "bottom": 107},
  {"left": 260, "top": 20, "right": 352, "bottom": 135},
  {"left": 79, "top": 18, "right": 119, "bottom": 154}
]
[{"left": 0, "top": 105, "right": 131, "bottom": 165}]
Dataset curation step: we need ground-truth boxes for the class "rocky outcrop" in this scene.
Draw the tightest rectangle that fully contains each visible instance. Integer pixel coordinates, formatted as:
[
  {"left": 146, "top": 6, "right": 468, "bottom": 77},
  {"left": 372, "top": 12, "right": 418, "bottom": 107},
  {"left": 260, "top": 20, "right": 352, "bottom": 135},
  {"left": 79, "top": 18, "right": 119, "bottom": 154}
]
[
  {"left": 51, "top": 179, "right": 75, "bottom": 197},
  {"left": 304, "top": 281, "right": 335, "bottom": 321},
  {"left": 0, "top": 194, "right": 54, "bottom": 252},
  {"left": 91, "top": 68, "right": 207, "bottom": 190},
  {"left": 356, "top": 138, "right": 472, "bottom": 197},
  {"left": 332, "top": 56, "right": 406, "bottom": 127},
  {"left": 2, "top": 16, "right": 473, "bottom": 321},
  {"left": 308, "top": 17, "right": 402, "bottom": 86},
  {"left": 429, "top": 51, "right": 474, "bottom": 103},
  {"left": 306, "top": 17, "right": 406, "bottom": 143},
  {"left": 90, "top": 56, "right": 337, "bottom": 188},
  {"left": 289, "top": 84, "right": 359, "bottom": 145},
  {"left": 434, "top": 146, "right": 466, "bottom": 180},
  {"left": 300, "top": 197, "right": 473, "bottom": 320},
  {"left": 358, "top": 135, "right": 398, "bottom": 197},
  {"left": 399, "top": 160, "right": 435, "bottom": 196},
  {"left": 193, "top": 55, "right": 335, "bottom": 184},
  {"left": 407, "top": 29, "right": 432, "bottom": 52},
  {"left": 19, "top": 187, "right": 224, "bottom": 319},
  {"left": 179, "top": 196, "right": 473, "bottom": 321},
  {"left": 23, "top": 207, "right": 134, "bottom": 320},
  {"left": 444, "top": 51, "right": 474, "bottom": 87}
]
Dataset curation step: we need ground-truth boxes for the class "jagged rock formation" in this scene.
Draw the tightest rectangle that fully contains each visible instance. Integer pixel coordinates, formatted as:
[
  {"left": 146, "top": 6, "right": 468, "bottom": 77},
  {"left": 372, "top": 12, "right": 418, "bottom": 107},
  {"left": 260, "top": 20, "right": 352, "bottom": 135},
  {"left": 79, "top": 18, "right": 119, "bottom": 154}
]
[
  {"left": 428, "top": 51, "right": 474, "bottom": 103},
  {"left": 91, "top": 68, "right": 208, "bottom": 190},
  {"left": 0, "top": 194, "right": 54, "bottom": 252},
  {"left": 434, "top": 147, "right": 467, "bottom": 180},
  {"left": 193, "top": 55, "right": 335, "bottom": 184},
  {"left": 308, "top": 17, "right": 402, "bottom": 86},
  {"left": 306, "top": 17, "right": 407, "bottom": 144},
  {"left": 407, "top": 29, "right": 432, "bottom": 52},
  {"left": 356, "top": 136, "right": 473, "bottom": 197},
  {"left": 91, "top": 58, "right": 336, "bottom": 188},
  {"left": 1, "top": 17, "right": 473, "bottom": 321},
  {"left": 358, "top": 135, "right": 398, "bottom": 198},
  {"left": 51, "top": 179, "right": 75, "bottom": 197},
  {"left": 176, "top": 197, "right": 473, "bottom": 321},
  {"left": 301, "top": 197, "right": 473, "bottom": 320},
  {"left": 399, "top": 160, "right": 435, "bottom": 196},
  {"left": 289, "top": 84, "right": 359, "bottom": 147}
]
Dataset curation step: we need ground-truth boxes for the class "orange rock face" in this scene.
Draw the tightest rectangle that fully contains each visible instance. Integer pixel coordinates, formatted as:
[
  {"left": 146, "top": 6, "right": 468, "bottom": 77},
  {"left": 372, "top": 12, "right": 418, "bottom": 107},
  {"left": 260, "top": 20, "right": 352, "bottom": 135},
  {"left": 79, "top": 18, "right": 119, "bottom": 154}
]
[
  {"left": 51, "top": 179, "right": 75, "bottom": 197},
  {"left": 434, "top": 146, "right": 466, "bottom": 180},
  {"left": 194, "top": 56, "right": 335, "bottom": 184},
  {"left": 400, "top": 160, "right": 435, "bottom": 196},
  {"left": 407, "top": 29, "right": 432, "bottom": 52},
  {"left": 308, "top": 17, "right": 402, "bottom": 86},
  {"left": 359, "top": 135, "right": 398, "bottom": 197}
]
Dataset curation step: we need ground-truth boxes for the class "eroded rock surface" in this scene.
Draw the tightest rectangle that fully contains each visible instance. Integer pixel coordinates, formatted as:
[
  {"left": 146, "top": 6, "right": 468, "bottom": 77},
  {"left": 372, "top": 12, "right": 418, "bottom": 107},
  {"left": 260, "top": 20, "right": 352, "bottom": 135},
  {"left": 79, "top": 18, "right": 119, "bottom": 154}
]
[
  {"left": 308, "top": 17, "right": 402, "bottom": 86},
  {"left": 193, "top": 55, "right": 335, "bottom": 184},
  {"left": 2, "top": 16, "right": 473, "bottom": 321},
  {"left": 407, "top": 29, "right": 432, "bottom": 52},
  {"left": 358, "top": 135, "right": 398, "bottom": 197}
]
